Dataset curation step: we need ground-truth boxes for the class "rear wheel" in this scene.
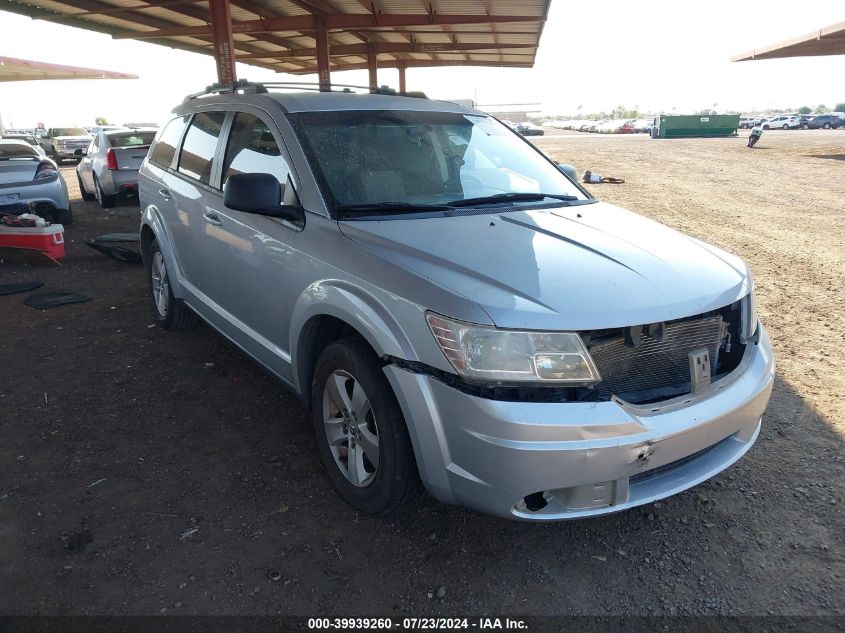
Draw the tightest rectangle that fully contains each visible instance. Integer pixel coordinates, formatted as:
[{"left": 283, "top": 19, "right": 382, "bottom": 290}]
[
  {"left": 823, "top": 122, "right": 831, "bottom": 129},
  {"left": 94, "top": 174, "right": 116, "bottom": 208},
  {"left": 783, "top": 124, "right": 789, "bottom": 130},
  {"left": 77, "top": 173, "right": 95, "bottom": 201},
  {"left": 147, "top": 239, "right": 198, "bottom": 330},
  {"left": 311, "top": 338, "right": 422, "bottom": 514}
]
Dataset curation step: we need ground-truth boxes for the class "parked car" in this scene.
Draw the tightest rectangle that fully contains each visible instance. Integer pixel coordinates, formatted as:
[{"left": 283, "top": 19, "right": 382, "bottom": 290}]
[
  {"left": 1, "top": 133, "right": 46, "bottom": 158},
  {"left": 0, "top": 139, "right": 71, "bottom": 223},
  {"left": 77, "top": 128, "right": 156, "bottom": 208},
  {"left": 515, "top": 122, "right": 544, "bottom": 136},
  {"left": 762, "top": 115, "right": 800, "bottom": 130},
  {"left": 34, "top": 126, "right": 91, "bottom": 163},
  {"left": 803, "top": 114, "right": 841, "bottom": 129},
  {"left": 138, "top": 84, "right": 773, "bottom": 520}
]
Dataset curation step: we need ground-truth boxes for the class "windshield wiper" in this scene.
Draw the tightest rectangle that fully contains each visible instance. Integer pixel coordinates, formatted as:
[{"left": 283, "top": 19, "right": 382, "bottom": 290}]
[
  {"left": 336, "top": 202, "right": 451, "bottom": 217},
  {"left": 446, "top": 192, "right": 580, "bottom": 207}
]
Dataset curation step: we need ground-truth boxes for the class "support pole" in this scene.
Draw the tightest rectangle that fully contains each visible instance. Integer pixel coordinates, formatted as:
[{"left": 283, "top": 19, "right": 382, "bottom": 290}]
[
  {"left": 367, "top": 44, "right": 378, "bottom": 91},
  {"left": 209, "top": 0, "right": 236, "bottom": 85},
  {"left": 398, "top": 64, "right": 406, "bottom": 93},
  {"left": 315, "top": 29, "right": 331, "bottom": 91}
]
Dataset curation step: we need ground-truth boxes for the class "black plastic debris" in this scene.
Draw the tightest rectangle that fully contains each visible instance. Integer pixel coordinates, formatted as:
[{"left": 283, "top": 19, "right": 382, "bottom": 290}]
[
  {"left": 94, "top": 232, "right": 140, "bottom": 243},
  {"left": 84, "top": 240, "right": 142, "bottom": 263},
  {"left": 0, "top": 281, "right": 44, "bottom": 296},
  {"left": 24, "top": 291, "right": 92, "bottom": 310}
]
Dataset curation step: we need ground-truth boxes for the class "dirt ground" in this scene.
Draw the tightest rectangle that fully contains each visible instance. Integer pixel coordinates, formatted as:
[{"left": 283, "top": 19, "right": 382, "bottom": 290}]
[{"left": 1, "top": 130, "right": 843, "bottom": 617}]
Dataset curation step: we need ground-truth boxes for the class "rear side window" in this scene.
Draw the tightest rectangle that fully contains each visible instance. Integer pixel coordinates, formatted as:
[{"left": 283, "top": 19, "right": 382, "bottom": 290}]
[
  {"left": 222, "top": 112, "right": 291, "bottom": 188},
  {"left": 149, "top": 115, "right": 188, "bottom": 168},
  {"left": 178, "top": 112, "right": 226, "bottom": 185}
]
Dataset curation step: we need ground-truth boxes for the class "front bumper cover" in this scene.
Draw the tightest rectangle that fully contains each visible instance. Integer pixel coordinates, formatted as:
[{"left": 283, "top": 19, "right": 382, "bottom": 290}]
[{"left": 385, "top": 325, "right": 775, "bottom": 520}]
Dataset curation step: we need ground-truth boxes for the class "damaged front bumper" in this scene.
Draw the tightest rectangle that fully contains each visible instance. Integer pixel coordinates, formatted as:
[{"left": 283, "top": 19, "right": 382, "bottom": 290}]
[{"left": 384, "top": 324, "right": 775, "bottom": 520}]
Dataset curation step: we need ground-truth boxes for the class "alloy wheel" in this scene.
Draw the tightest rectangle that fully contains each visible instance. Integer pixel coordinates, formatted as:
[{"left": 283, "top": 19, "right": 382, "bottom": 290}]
[
  {"left": 322, "top": 369, "right": 380, "bottom": 487},
  {"left": 150, "top": 251, "right": 170, "bottom": 317}
]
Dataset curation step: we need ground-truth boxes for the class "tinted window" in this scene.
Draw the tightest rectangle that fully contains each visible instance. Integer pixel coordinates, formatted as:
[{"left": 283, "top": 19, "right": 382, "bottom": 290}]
[
  {"left": 178, "top": 112, "right": 226, "bottom": 185},
  {"left": 0, "top": 142, "right": 40, "bottom": 158},
  {"left": 50, "top": 128, "right": 88, "bottom": 137},
  {"left": 222, "top": 113, "right": 290, "bottom": 189},
  {"left": 108, "top": 131, "right": 156, "bottom": 148},
  {"left": 150, "top": 115, "right": 189, "bottom": 168}
]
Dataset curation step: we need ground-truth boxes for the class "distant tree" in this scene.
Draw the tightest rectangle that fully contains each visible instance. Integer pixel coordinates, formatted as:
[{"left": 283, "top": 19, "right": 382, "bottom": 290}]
[
  {"left": 95, "top": 116, "right": 109, "bottom": 125},
  {"left": 815, "top": 104, "right": 830, "bottom": 113},
  {"left": 798, "top": 106, "right": 812, "bottom": 115},
  {"left": 834, "top": 103, "right": 845, "bottom": 113}
]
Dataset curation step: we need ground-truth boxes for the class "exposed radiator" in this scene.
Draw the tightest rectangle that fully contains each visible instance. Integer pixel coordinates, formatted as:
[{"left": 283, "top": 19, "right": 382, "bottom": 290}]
[{"left": 588, "top": 315, "right": 726, "bottom": 401}]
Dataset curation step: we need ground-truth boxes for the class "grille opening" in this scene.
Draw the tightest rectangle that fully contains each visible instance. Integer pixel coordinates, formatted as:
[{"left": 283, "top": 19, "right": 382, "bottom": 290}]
[{"left": 582, "top": 302, "right": 746, "bottom": 405}]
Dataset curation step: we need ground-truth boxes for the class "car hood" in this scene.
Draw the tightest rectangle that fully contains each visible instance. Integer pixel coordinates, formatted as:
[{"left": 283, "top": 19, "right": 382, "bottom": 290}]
[{"left": 339, "top": 202, "right": 750, "bottom": 330}]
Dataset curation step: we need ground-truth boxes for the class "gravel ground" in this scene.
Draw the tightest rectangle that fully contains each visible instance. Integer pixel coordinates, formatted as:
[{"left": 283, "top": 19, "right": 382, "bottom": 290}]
[{"left": 1, "top": 131, "right": 843, "bottom": 616}]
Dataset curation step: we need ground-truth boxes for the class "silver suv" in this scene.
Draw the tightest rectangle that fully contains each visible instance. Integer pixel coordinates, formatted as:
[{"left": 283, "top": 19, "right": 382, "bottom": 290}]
[{"left": 138, "top": 82, "right": 774, "bottom": 520}]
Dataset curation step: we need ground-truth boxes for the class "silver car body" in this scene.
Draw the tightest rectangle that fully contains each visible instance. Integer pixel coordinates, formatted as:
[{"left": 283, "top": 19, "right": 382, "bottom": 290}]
[
  {"left": 0, "top": 139, "right": 70, "bottom": 221},
  {"left": 77, "top": 128, "right": 156, "bottom": 198},
  {"left": 138, "top": 90, "right": 774, "bottom": 520}
]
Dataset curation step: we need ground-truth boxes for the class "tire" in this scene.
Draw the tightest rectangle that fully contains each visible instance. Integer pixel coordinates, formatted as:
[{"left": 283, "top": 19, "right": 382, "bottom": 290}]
[
  {"left": 763, "top": 125, "right": 770, "bottom": 130},
  {"left": 802, "top": 124, "right": 809, "bottom": 130},
  {"left": 94, "top": 174, "right": 116, "bottom": 208},
  {"left": 53, "top": 205, "right": 73, "bottom": 225},
  {"left": 147, "top": 239, "right": 198, "bottom": 330},
  {"left": 77, "top": 173, "right": 95, "bottom": 201},
  {"left": 783, "top": 124, "right": 789, "bottom": 130},
  {"left": 823, "top": 123, "right": 831, "bottom": 129},
  {"left": 311, "top": 337, "right": 422, "bottom": 514}
]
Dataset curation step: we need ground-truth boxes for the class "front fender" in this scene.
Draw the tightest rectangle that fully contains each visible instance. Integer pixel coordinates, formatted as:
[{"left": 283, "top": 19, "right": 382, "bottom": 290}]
[{"left": 288, "top": 279, "right": 418, "bottom": 392}]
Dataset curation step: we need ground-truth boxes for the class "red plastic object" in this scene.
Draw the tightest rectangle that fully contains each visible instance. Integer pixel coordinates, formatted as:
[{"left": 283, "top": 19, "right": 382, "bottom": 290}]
[{"left": 0, "top": 224, "right": 65, "bottom": 260}]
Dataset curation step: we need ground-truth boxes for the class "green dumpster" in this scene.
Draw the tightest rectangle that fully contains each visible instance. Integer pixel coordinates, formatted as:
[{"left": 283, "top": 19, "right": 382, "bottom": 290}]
[{"left": 652, "top": 114, "right": 740, "bottom": 138}]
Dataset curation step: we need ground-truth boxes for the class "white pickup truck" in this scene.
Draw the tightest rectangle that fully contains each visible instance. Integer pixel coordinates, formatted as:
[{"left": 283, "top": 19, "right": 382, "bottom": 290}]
[{"left": 35, "top": 126, "right": 91, "bottom": 163}]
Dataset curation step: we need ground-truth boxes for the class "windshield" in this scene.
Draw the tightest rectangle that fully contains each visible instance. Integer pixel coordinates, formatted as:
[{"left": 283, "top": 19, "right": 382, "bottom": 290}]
[
  {"left": 288, "top": 110, "right": 586, "bottom": 215},
  {"left": 51, "top": 128, "right": 88, "bottom": 137},
  {"left": 108, "top": 131, "right": 156, "bottom": 147}
]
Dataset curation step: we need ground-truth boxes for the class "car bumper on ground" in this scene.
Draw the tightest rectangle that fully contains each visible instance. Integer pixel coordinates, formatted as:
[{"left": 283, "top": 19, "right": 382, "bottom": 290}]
[{"left": 385, "top": 325, "right": 775, "bottom": 521}]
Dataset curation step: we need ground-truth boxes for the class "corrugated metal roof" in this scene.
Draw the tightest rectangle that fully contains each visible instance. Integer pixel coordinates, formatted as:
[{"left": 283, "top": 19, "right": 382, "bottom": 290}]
[
  {"left": 1, "top": 0, "right": 550, "bottom": 75},
  {"left": 733, "top": 20, "right": 845, "bottom": 61},
  {"left": 0, "top": 55, "right": 138, "bottom": 81}
]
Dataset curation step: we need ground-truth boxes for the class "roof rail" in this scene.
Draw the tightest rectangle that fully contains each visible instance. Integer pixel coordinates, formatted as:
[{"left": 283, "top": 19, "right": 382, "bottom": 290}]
[{"left": 184, "top": 79, "right": 427, "bottom": 101}]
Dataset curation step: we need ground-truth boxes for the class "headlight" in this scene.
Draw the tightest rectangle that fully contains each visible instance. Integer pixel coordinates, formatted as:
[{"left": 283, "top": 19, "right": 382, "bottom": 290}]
[
  {"left": 426, "top": 313, "right": 601, "bottom": 384},
  {"left": 740, "top": 290, "right": 758, "bottom": 342}
]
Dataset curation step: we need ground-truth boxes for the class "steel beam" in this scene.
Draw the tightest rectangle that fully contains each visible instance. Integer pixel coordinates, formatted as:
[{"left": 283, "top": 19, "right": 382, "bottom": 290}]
[
  {"left": 292, "top": 58, "right": 532, "bottom": 73},
  {"left": 234, "top": 41, "right": 531, "bottom": 60},
  {"left": 209, "top": 0, "right": 237, "bottom": 84},
  {"left": 315, "top": 28, "right": 331, "bottom": 91},
  {"left": 398, "top": 63, "right": 406, "bottom": 93},
  {"left": 113, "top": 13, "right": 543, "bottom": 38},
  {"left": 367, "top": 43, "right": 377, "bottom": 89}
]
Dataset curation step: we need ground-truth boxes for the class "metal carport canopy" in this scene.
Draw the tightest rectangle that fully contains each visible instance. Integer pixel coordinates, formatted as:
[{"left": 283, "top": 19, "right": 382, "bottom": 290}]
[
  {"left": 0, "top": 55, "right": 138, "bottom": 81},
  {"left": 1, "top": 0, "right": 551, "bottom": 91},
  {"left": 732, "top": 20, "right": 845, "bottom": 61}
]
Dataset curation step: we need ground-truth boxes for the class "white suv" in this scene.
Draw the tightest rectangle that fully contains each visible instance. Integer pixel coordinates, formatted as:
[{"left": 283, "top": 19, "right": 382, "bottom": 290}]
[{"left": 763, "top": 116, "right": 799, "bottom": 130}]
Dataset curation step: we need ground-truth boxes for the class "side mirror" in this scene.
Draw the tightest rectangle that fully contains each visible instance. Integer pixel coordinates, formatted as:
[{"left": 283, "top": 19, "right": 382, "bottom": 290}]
[
  {"left": 223, "top": 173, "right": 303, "bottom": 222},
  {"left": 556, "top": 162, "right": 578, "bottom": 181}
]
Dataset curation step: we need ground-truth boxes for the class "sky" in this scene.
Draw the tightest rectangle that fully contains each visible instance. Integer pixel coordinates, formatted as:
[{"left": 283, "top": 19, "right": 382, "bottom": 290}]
[{"left": 1, "top": 0, "right": 844, "bottom": 128}]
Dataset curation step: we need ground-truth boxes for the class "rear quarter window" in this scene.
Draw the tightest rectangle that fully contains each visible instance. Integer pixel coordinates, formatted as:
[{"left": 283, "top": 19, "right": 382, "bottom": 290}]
[{"left": 149, "top": 115, "right": 189, "bottom": 168}]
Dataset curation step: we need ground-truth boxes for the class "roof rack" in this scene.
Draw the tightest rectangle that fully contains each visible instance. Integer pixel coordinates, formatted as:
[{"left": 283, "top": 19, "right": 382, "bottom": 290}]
[{"left": 184, "top": 79, "right": 427, "bottom": 101}]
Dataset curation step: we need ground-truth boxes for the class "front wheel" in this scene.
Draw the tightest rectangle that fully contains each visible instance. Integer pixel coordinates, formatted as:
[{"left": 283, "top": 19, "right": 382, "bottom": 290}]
[
  {"left": 311, "top": 338, "right": 422, "bottom": 514},
  {"left": 802, "top": 124, "right": 809, "bottom": 130},
  {"left": 823, "top": 123, "right": 831, "bottom": 129},
  {"left": 783, "top": 124, "right": 789, "bottom": 130}
]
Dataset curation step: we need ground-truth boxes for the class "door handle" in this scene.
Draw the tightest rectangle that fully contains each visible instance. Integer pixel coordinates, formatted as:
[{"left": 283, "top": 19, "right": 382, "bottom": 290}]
[
  {"left": 158, "top": 188, "right": 171, "bottom": 199},
  {"left": 203, "top": 211, "right": 223, "bottom": 226}
]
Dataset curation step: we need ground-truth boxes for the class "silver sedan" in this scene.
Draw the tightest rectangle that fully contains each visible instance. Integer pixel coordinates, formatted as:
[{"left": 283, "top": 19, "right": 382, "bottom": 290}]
[
  {"left": 0, "top": 139, "right": 71, "bottom": 224},
  {"left": 77, "top": 128, "right": 156, "bottom": 208}
]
